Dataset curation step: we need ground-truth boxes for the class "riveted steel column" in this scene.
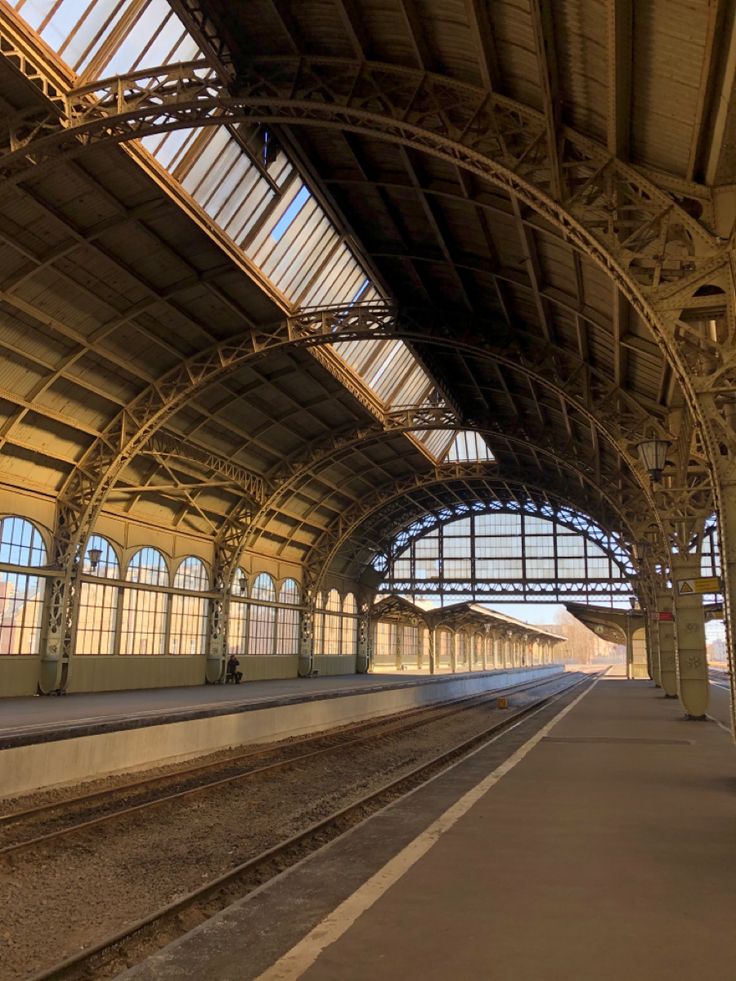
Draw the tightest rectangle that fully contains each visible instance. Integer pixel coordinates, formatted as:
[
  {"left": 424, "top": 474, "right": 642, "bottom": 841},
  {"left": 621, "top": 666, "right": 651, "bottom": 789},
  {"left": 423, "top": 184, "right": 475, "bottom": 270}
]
[
  {"left": 428, "top": 627, "right": 436, "bottom": 675},
  {"left": 719, "top": 488, "right": 736, "bottom": 736},
  {"left": 394, "top": 623, "right": 402, "bottom": 671},
  {"left": 624, "top": 618, "right": 634, "bottom": 678},
  {"left": 356, "top": 608, "right": 369, "bottom": 674},
  {"left": 671, "top": 555, "right": 709, "bottom": 719},
  {"left": 205, "top": 560, "right": 228, "bottom": 684},
  {"left": 657, "top": 586, "right": 677, "bottom": 697},
  {"left": 298, "top": 594, "right": 315, "bottom": 677},
  {"left": 645, "top": 611, "right": 661, "bottom": 686}
]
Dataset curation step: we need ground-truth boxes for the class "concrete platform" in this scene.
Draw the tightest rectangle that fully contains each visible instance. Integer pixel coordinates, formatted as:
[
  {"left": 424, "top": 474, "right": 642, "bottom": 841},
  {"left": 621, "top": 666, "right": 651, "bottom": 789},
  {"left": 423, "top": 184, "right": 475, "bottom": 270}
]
[
  {"left": 122, "top": 675, "right": 736, "bottom": 981},
  {"left": 0, "top": 665, "right": 561, "bottom": 799}
]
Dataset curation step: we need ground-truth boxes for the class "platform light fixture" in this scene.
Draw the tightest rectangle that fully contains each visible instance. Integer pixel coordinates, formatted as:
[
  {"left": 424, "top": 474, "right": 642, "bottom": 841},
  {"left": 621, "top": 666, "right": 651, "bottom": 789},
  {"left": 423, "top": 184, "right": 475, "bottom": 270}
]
[
  {"left": 636, "top": 438, "right": 671, "bottom": 482},
  {"left": 87, "top": 546, "right": 102, "bottom": 572},
  {"left": 238, "top": 573, "right": 247, "bottom": 595}
]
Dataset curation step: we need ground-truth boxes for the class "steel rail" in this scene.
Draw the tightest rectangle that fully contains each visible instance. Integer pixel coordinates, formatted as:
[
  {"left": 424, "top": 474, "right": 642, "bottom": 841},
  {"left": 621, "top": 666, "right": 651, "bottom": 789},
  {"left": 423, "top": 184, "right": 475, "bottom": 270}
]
[
  {"left": 0, "top": 672, "right": 560, "bottom": 826},
  {"left": 26, "top": 670, "right": 598, "bottom": 981},
  {"left": 0, "top": 672, "right": 564, "bottom": 854}
]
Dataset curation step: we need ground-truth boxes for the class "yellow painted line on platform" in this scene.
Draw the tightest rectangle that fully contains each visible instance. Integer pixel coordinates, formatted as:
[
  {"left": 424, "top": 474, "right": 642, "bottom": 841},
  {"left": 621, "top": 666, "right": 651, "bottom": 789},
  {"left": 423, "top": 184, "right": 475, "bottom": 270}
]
[{"left": 255, "top": 675, "right": 600, "bottom": 981}]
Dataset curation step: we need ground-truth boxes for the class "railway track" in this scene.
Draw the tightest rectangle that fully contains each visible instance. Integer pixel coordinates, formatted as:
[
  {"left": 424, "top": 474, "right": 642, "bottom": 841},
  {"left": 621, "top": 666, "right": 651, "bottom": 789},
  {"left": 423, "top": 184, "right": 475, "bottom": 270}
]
[
  {"left": 709, "top": 667, "right": 730, "bottom": 692},
  {"left": 21, "top": 669, "right": 598, "bottom": 981},
  {"left": 0, "top": 672, "right": 563, "bottom": 856}
]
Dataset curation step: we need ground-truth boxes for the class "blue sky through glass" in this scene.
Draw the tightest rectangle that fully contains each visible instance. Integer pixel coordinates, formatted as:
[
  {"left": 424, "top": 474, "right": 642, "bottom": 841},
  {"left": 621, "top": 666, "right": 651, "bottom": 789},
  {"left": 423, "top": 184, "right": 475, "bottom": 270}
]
[{"left": 271, "top": 186, "right": 310, "bottom": 242}]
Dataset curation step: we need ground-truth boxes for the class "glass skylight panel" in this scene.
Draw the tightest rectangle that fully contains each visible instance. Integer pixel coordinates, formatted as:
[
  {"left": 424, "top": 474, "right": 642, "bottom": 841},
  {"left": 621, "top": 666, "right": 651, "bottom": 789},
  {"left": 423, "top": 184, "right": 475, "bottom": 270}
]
[
  {"left": 421, "top": 429, "right": 455, "bottom": 458},
  {"left": 445, "top": 431, "right": 495, "bottom": 463},
  {"left": 10, "top": 0, "right": 462, "bottom": 459},
  {"left": 10, "top": 0, "right": 378, "bottom": 309},
  {"left": 272, "top": 186, "right": 311, "bottom": 242}
]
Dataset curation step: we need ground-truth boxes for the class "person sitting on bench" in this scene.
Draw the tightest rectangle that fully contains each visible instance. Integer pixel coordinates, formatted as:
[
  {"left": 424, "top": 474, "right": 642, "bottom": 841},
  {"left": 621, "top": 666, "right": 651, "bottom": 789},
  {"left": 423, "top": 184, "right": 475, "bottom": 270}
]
[{"left": 226, "top": 653, "right": 243, "bottom": 684}]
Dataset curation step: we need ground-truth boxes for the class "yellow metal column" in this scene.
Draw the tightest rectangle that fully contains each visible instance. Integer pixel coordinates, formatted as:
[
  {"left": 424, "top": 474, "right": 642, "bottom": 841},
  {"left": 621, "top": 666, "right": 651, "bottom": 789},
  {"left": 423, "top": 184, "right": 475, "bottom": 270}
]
[
  {"left": 428, "top": 627, "right": 436, "bottom": 675},
  {"left": 671, "top": 556, "right": 709, "bottom": 719},
  {"left": 450, "top": 630, "right": 457, "bottom": 672}
]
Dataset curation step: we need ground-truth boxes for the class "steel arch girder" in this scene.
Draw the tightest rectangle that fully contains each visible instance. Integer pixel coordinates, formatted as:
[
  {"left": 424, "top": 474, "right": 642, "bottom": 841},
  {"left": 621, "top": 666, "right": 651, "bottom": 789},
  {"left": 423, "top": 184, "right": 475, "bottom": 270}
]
[
  {"left": 373, "top": 498, "right": 636, "bottom": 576},
  {"left": 304, "top": 465, "right": 647, "bottom": 597},
  {"left": 1, "top": 56, "right": 731, "bottom": 396},
  {"left": 36, "top": 304, "right": 679, "bottom": 689},
  {"left": 53, "top": 304, "right": 659, "bottom": 569},
  {"left": 347, "top": 468, "right": 649, "bottom": 560},
  {"left": 3, "top": 44, "right": 734, "bottom": 469},
  {"left": 1, "top": 58, "right": 718, "bottom": 272},
  {"left": 240, "top": 417, "right": 644, "bottom": 563}
]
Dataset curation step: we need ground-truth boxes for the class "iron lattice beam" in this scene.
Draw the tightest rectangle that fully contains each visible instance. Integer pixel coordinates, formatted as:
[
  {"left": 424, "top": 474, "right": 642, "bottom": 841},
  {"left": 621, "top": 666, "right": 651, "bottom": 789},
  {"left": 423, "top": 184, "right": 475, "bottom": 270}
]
[
  {"left": 0, "top": 58, "right": 720, "bottom": 295},
  {"left": 304, "top": 466, "right": 643, "bottom": 597},
  {"left": 242, "top": 414, "right": 642, "bottom": 562},
  {"left": 379, "top": 581, "right": 633, "bottom": 598},
  {"left": 0, "top": 49, "right": 729, "bottom": 476}
]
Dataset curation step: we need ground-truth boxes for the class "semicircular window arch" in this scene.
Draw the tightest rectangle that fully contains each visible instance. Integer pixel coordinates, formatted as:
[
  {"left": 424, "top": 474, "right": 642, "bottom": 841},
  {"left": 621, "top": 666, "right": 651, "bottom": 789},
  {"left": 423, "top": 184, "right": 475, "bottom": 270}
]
[
  {"left": 77, "top": 534, "right": 121, "bottom": 656},
  {"left": 171, "top": 556, "right": 209, "bottom": 656},
  {"left": 121, "top": 547, "right": 169, "bottom": 655},
  {"left": 0, "top": 516, "right": 47, "bottom": 656},
  {"left": 376, "top": 505, "right": 634, "bottom": 604}
]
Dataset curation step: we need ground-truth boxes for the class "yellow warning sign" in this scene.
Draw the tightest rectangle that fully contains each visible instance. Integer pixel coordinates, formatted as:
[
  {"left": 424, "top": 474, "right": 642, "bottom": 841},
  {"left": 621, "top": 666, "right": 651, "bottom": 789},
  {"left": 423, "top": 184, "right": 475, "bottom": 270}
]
[{"left": 676, "top": 576, "right": 721, "bottom": 595}]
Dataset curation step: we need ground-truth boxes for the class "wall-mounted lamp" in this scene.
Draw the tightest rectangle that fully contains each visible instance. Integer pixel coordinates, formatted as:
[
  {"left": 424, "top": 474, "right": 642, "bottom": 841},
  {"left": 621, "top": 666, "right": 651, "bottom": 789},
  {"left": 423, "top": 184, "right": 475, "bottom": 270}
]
[
  {"left": 636, "top": 439, "right": 671, "bottom": 482},
  {"left": 87, "top": 547, "right": 103, "bottom": 572},
  {"left": 238, "top": 574, "right": 247, "bottom": 595}
]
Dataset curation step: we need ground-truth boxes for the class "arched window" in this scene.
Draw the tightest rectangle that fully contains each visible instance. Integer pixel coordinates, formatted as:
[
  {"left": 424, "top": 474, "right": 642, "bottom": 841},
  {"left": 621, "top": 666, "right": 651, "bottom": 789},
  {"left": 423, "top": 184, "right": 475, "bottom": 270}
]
[
  {"left": 0, "top": 516, "right": 47, "bottom": 656},
  {"left": 76, "top": 535, "right": 120, "bottom": 656},
  {"left": 313, "top": 591, "right": 324, "bottom": 655},
  {"left": 323, "top": 589, "right": 341, "bottom": 655},
  {"left": 377, "top": 505, "right": 634, "bottom": 603},
  {"left": 121, "top": 547, "right": 169, "bottom": 656},
  {"left": 276, "top": 579, "right": 300, "bottom": 656},
  {"left": 342, "top": 592, "right": 358, "bottom": 656},
  {"left": 247, "top": 573, "right": 276, "bottom": 655},
  {"left": 170, "top": 557, "right": 209, "bottom": 656},
  {"left": 227, "top": 569, "right": 248, "bottom": 655}
]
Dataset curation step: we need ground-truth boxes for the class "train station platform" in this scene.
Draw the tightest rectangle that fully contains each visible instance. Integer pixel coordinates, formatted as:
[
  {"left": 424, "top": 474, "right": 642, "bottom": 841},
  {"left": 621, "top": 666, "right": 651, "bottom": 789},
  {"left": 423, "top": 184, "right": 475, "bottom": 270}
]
[
  {"left": 123, "top": 672, "right": 736, "bottom": 981},
  {"left": 0, "top": 664, "right": 561, "bottom": 799}
]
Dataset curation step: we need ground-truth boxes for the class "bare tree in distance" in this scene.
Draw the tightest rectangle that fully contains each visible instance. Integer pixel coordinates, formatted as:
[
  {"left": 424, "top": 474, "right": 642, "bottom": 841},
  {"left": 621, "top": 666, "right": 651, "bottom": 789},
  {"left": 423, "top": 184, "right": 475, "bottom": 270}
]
[{"left": 550, "top": 610, "right": 622, "bottom": 664}]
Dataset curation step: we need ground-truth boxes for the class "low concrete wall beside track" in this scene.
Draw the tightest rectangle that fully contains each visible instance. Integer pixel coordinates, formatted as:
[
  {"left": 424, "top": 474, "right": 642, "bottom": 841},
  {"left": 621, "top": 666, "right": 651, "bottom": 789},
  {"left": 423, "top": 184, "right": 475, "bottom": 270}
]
[{"left": 0, "top": 665, "right": 563, "bottom": 800}]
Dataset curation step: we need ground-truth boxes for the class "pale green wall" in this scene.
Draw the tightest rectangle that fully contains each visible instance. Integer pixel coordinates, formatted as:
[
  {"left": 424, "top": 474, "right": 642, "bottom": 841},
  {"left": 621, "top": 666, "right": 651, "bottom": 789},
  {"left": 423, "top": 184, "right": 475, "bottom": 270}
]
[
  {"left": 242, "top": 656, "right": 300, "bottom": 681},
  {"left": 313, "top": 654, "right": 357, "bottom": 676},
  {"left": 66, "top": 656, "right": 206, "bottom": 693},
  {"left": 1, "top": 657, "right": 40, "bottom": 696}
]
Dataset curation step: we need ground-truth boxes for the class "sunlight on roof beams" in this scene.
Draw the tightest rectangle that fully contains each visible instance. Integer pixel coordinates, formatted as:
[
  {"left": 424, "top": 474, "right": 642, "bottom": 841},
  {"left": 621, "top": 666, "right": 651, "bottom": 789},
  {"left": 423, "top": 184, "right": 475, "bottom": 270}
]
[{"left": 8, "top": 0, "right": 463, "bottom": 460}]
